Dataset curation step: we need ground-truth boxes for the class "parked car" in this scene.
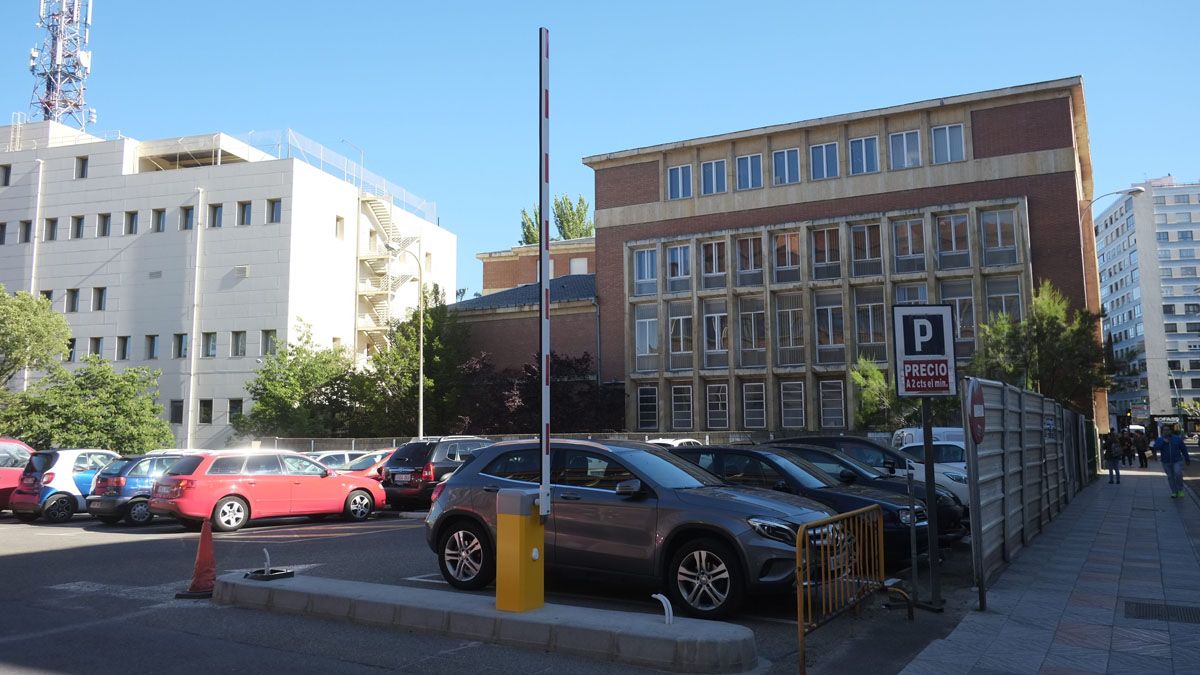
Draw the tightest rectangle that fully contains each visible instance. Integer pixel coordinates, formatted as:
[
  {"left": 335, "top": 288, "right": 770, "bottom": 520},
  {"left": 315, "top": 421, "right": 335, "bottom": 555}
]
[
  {"left": 381, "top": 436, "right": 494, "bottom": 509},
  {"left": 426, "top": 438, "right": 836, "bottom": 618},
  {"left": 9, "top": 449, "right": 120, "bottom": 523},
  {"left": 768, "top": 443, "right": 965, "bottom": 539},
  {"left": 86, "top": 453, "right": 182, "bottom": 525},
  {"left": 645, "top": 438, "right": 703, "bottom": 448},
  {"left": 149, "top": 450, "right": 387, "bottom": 532},
  {"left": 335, "top": 450, "right": 393, "bottom": 480},
  {"left": 897, "top": 442, "right": 970, "bottom": 504},
  {"left": 0, "top": 438, "right": 35, "bottom": 511},
  {"left": 891, "top": 426, "right": 964, "bottom": 449},
  {"left": 670, "top": 445, "right": 926, "bottom": 561},
  {"left": 303, "top": 451, "right": 368, "bottom": 469}
]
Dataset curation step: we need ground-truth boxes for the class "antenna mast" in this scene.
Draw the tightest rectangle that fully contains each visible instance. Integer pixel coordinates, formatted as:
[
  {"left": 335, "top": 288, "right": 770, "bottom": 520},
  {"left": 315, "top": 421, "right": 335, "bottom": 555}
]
[{"left": 29, "top": 0, "right": 95, "bottom": 129}]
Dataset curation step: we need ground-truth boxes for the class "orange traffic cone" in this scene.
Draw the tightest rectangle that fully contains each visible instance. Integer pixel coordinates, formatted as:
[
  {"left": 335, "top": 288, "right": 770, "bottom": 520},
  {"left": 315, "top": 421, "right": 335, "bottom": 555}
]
[{"left": 176, "top": 519, "right": 216, "bottom": 599}]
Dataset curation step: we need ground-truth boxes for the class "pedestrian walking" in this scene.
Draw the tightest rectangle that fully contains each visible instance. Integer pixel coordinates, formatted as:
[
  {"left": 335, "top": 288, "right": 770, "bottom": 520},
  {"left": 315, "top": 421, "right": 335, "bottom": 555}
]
[
  {"left": 1104, "top": 433, "right": 1122, "bottom": 484},
  {"left": 1120, "top": 432, "right": 1134, "bottom": 467},
  {"left": 1135, "top": 430, "right": 1150, "bottom": 469},
  {"left": 1151, "top": 426, "right": 1191, "bottom": 498}
]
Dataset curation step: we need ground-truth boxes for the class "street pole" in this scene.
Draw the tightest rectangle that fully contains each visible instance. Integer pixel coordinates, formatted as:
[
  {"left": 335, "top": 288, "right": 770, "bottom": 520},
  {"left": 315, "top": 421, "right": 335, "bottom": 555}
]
[
  {"left": 416, "top": 244, "right": 424, "bottom": 439},
  {"left": 922, "top": 397, "right": 942, "bottom": 605},
  {"left": 537, "top": 27, "right": 551, "bottom": 518}
]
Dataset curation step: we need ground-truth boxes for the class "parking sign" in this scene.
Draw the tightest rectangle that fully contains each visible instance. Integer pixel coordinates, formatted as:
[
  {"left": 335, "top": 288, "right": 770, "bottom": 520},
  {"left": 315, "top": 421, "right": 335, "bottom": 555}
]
[{"left": 892, "top": 304, "right": 957, "bottom": 397}]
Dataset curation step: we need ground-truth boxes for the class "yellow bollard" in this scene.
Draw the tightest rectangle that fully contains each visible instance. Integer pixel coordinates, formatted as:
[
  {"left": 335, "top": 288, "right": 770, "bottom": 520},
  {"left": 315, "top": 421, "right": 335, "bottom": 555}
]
[{"left": 495, "top": 488, "right": 544, "bottom": 612}]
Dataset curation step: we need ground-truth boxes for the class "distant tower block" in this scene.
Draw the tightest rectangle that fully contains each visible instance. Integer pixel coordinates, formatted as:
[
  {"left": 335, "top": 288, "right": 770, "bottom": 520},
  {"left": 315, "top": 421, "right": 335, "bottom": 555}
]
[{"left": 29, "top": 0, "right": 95, "bottom": 129}]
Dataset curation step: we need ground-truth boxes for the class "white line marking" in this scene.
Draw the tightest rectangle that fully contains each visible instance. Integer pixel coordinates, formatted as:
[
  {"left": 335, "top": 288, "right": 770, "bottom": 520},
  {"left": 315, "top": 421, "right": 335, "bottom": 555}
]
[{"left": 403, "top": 574, "right": 449, "bottom": 585}]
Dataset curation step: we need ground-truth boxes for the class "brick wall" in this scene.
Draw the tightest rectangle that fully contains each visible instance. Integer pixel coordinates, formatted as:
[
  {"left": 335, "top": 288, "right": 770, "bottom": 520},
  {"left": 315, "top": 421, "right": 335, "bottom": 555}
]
[
  {"left": 461, "top": 307, "right": 599, "bottom": 373},
  {"left": 482, "top": 251, "right": 597, "bottom": 292},
  {"left": 971, "top": 97, "right": 1075, "bottom": 159},
  {"left": 595, "top": 160, "right": 660, "bottom": 209}
]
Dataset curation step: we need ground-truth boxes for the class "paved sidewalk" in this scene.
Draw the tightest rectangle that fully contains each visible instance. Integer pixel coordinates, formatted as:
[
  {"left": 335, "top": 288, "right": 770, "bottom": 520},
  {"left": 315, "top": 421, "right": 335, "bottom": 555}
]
[{"left": 900, "top": 467, "right": 1200, "bottom": 674}]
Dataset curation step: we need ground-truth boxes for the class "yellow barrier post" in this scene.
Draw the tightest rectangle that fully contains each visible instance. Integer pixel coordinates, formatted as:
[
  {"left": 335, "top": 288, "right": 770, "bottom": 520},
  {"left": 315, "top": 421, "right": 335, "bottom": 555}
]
[{"left": 495, "top": 488, "right": 544, "bottom": 612}]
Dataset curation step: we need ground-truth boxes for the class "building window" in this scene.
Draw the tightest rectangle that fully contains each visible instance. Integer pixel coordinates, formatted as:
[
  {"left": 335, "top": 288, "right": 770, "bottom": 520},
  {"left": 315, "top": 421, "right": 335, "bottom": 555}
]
[
  {"left": 892, "top": 218, "right": 925, "bottom": 273},
  {"left": 931, "top": 124, "right": 965, "bottom": 164},
  {"left": 772, "top": 148, "right": 800, "bottom": 185},
  {"left": 169, "top": 400, "right": 184, "bottom": 424},
  {"left": 850, "top": 223, "right": 882, "bottom": 276},
  {"left": 65, "top": 338, "right": 75, "bottom": 362},
  {"left": 812, "top": 228, "right": 840, "bottom": 280},
  {"left": 569, "top": 257, "right": 587, "bottom": 275},
  {"left": 0, "top": 223, "right": 6, "bottom": 245},
  {"left": 895, "top": 283, "right": 928, "bottom": 305},
  {"left": 668, "top": 301, "right": 693, "bottom": 371},
  {"left": 152, "top": 209, "right": 166, "bottom": 233},
  {"left": 1175, "top": 194, "right": 1191, "bottom": 204},
  {"left": 700, "top": 159, "right": 726, "bottom": 195},
  {"left": 743, "top": 382, "right": 766, "bottom": 429},
  {"left": 666, "top": 244, "right": 691, "bottom": 293},
  {"left": 736, "top": 237, "right": 763, "bottom": 286},
  {"left": 1164, "top": 304, "right": 1177, "bottom": 316},
  {"left": 849, "top": 136, "right": 878, "bottom": 175},
  {"left": 238, "top": 201, "right": 252, "bottom": 226},
  {"left": 776, "top": 293, "right": 805, "bottom": 367},
  {"left": 267, "top": 199, "right": 282, "bottom": 224},
  {"left": 780, "top": 382, "right": 805, "bottom": 429},
  {"left": 40, "top": 290, "right": 52, "bottom": 303},
  {"left": 229, "top": 398, "right": 244, "bottom": 419},
  {"left": 986, "top": 277, "right": 1022, "bottom": 320},
  {"left": 671, "top": 385, "right": 693, "bottom": 431},
  {"left": 815, "top": 291, "right": 845, "bottom": 365},
  {"left": 75, "top": 156, "right": 89, "bottom": 179},
  {"left": 1166, "top": 323, "right": 1179, "bottom": 334},
  {"left": 45, "top": 218, "right": 58, "bottom": 241},
  {"left": 637, "top": 386, "right": 657, "bottom": 430},
  {"left": 810, "top": 142, "right": 838, "bottom": 180},
  {"left": 145, "top": 334, "right": 159, "bottom": 360},
  {"left": 262, "top": 329, "right": 277, "bottom": 356},
  {"left": 199, "top": 399, "right": 213, "bottom": 425},
  {"left": 819, "top": 380, "right": 846, "bottom": 429},
  {"left": 774, "top": 232, "right": 802, "bottom": 283},
  {"left": 889, "top": 130, "right": 921, "bottom": 169},
  {"left": 335, "top": 216, "right": 345, "bottom": 240},
  {"left": 937, "top": 214, "right": 970, "bottom": 269},
  {"left": 703, "top": 299, "right": 729, "bottom": 369},
  {"left": 174, "top": 206, "right": 191, "bottom": 231},
  {"left": 1154, "top": 196, "right": 1166, "bottom": 205},
  {"left": 230, "top": 331, "right": 246, "bottom": 357},
  {"left": 124, "top": 211, "right": 138, "bottom": 235},
  {"left": 0, "top": 164, "right": 10, "bottom": 186},
  {"left": 98, "top": 213, "right": 111, "bottom": 237},
  {"left": 89, "top": 336, "right": 103, "bottom": 357},
  {"left": 20, "top": 221, "right": 32, "bottom": 243},
  {"left": 1178, "top": 213, "right": 1195, "bottom": 224},
  {"left": 92, "top": 287, "right": 106, "bottom": 311},
  {"left": 208, "top": 203, "right": 223, "bottom": 228},
  {"left": 701, "top": 240, "right": 727, "bottom": 289},
  {"left": 855, "top": 287, "right": 886, "bottom": 361},
  {"left": 706, "top": 384, "right": 728, "bottom": 429},
  {"left": 634, "top": 304, "right": 659, "bottom": 372},
  {"left": 66, "top": 288, "right": 79, "bottom": 313},
  {"left": 738, "top": 296, "right": 766, "bottom": 368},
  {"left": 633, "top": 248, "right": 657, "bottom": 296},
  {"left": 174, "top": 333, "right": 189, "bottom": 359},
  {"left": 941, "top": 280, "right": 975, "bottom": 357},
  {"left": 1182, "top": 231, "right": 1195, "bottom": 241},
  {"left": 71, "top": 215, "right": 84, "bottom": 239},
  {"left": 116, "top": 336, "right": 130, "bottom": 361},
  {"left": 667, "top": 164, "right": 692, "bottom": 200},
  {"left": 981, "top": 209, "right": 1017, "bottom": 265},
  {"left": 202, "top": 332, "right": 217, "bottom": 358},
  {"left": 735, "top": 154, "right": 763, "bottom": 190}
]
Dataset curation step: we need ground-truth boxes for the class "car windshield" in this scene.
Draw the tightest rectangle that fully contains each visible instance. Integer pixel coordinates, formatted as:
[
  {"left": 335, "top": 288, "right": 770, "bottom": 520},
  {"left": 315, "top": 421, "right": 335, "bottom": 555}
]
[
  {"left": 166, "top": 456, "right": 204, "bottom": 476},
  {"left": 0, "top": 444, "right": 30, "bottom": 468},
  {"left": 618, "top": 446, "right": 725, "bottom": 488},
  {"left": 346, "top": 452, "right": 385, "bottom": 470},
  {"left": 387, "top": 442, "right": 436, "bottom": 467},
  {"left": 99, "top": 459, "right": 133, "bottom": 476},
  {"left": 786, "top": 447, "right": 884, "bottom": 480},
  {"left": 769, "top": 453, "right": 841, "bottom": 489},
  {"left": 25, "top": 452, "right": 57, "bottom": 474},
  {"left": 905, "top": 443, "right": 965, "bottom": 464}
]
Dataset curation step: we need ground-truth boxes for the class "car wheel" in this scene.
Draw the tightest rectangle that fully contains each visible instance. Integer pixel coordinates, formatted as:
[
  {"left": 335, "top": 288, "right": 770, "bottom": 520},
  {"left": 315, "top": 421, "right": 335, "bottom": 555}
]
[
  {"left": 124, "top": 500, "right": 154, "bottom": 526},
  {"left": 97, "top": 515, "right": 123, "bottom": 525},
  {"left": 666, "top": 538, "right": 745, "bottom": 619},
  {"left": 14, "top": 512, "right": 38, "bottom": 523},
  {"left": 179, "top": 518, "right": 203, "bottom": 532},
  {"left": 342, "top": 490, "right": 373, "bottom": 522},
  {"left": 211, "top": 496, "right": 249, "bottom": 532},
  {"left": 437, "top": 520, "right": 495, "bottom": 590},
  {"left": 42, "top": 495, "right": 75, "bottom": 524}
]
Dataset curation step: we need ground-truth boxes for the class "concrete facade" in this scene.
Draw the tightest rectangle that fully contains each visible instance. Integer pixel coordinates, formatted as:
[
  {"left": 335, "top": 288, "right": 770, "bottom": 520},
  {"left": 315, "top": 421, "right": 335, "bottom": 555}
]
[
  {"left": 477, "top": 237, "right": 594, "bottom": 295},
  {"left": 0, "top": 121, "right": 455, "bottom": 448},
  {"left": 583, "top": 77, "right": 1102, "bottom": 433}
]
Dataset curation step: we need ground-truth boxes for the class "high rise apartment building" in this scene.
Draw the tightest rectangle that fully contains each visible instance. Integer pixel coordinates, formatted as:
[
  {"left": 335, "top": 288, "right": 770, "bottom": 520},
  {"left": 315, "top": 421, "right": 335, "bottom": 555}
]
[
  {"left": 583, "top": 77, "right": 1102, "bottom": 433},
  {"left": 1098, "top": 176, "right": 1200, "bottom": 423},
  {"left": 0, "top": 121, "right": 455, "bottom": 448}
]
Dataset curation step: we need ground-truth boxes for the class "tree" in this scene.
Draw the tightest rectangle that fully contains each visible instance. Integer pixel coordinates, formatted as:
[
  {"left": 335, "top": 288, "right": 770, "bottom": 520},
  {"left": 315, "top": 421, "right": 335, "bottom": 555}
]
[
  {"left": 0, "top": 283, "right": 71, "bottom": 386},
  {"left": 0, "top": 357, "right": 174, "bottom": 452},
  {"left": 552, "top": 194, "right": 593, "bottom": 240},
  {"left": 850, "top": 356, "right": 909, "bottom": 429},
  {"left": 519, "top": 206, "right": 539, "bottom": 245}
]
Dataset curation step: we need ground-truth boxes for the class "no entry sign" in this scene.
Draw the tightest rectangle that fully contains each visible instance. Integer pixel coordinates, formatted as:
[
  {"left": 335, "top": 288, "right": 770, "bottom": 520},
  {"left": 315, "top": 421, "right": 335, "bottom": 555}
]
[{"left": 892, "top": 304, "right": 957, "bottom": 397}]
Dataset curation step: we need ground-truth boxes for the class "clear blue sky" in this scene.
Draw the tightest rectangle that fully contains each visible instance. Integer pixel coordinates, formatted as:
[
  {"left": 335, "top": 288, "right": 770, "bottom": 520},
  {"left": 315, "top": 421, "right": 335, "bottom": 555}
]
[{"left": 2, "top": 1, "right": 1197, "bottom": 295}]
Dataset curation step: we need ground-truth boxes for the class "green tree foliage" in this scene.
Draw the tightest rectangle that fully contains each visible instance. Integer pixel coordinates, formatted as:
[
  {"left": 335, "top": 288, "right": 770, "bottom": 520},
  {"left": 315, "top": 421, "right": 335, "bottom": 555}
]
[
  {"left": 0, "top": 283, "right": 71, "bottom": 386},
  {"left": 848, "top": 357, "right": 959, "bottom": 429},
  {"left": 0, "top": 357, "right": 174, "bottom": 452},
  {"left": 519, "top": 206, "right": 540, "bottom": 245},
  {"left": 969, "top": 281, "right": 1109, "bottom": 407},
  {"left": 552, "top": 194, "right": 593, "bottom": 241}
]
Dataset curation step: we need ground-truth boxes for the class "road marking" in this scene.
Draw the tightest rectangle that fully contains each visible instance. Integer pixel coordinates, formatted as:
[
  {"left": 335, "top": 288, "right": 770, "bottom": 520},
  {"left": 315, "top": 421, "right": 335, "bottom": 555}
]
[{"left": 403, "top": 573, "right": 448, "bottom": 585}]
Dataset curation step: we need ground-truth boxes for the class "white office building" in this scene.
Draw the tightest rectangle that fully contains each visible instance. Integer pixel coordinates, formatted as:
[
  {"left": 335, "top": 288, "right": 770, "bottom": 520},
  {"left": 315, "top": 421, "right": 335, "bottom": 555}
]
[
  {"left": 0, "top": 120, "right": 455, "bottom": 448},
  {"left": 1097, "top": 176, "right": 1200, "bottom": 424}
]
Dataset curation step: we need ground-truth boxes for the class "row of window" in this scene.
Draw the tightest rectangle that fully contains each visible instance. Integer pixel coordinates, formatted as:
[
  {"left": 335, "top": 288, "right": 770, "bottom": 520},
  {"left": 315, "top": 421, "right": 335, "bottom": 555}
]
[
  {"left": 64, "top": 330, "right": 279, "bottom": 362},
  {"left": 1154, "top": 194, "right": 1200, "bottom": 205},
  {"left": 168, "top": 398, "right": 243, "bottom": 425},
  {"left": 631, "top": 209, "right": 1018, "bottom": 295},
  {"left": 665, "top": 124, "right": 966, "bottom": 200},
  {"left": 636, "top": 380, "right": 846, "bottom": 431},
  {"left": 0, "top": 199, "right": 283, "bottom": 245}
]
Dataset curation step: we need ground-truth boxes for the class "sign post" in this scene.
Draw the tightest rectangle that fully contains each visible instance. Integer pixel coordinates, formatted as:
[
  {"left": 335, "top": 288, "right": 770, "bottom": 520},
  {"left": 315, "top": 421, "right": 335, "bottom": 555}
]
[{"left": 892, "top": 304, "right": 957, "bottom": 607}]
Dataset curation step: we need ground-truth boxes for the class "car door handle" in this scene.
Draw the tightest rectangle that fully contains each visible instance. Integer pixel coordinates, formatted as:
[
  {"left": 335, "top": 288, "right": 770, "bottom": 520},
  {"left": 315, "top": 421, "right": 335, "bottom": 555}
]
[
  {"left": 246, "top": 480, "right": 256, "bottom": 486},
  {"left": 559, "top": 492, "right": 581, "bottom": 501},
  {"left": 483, "top": 485, "right": 499, "bottom": 493}
]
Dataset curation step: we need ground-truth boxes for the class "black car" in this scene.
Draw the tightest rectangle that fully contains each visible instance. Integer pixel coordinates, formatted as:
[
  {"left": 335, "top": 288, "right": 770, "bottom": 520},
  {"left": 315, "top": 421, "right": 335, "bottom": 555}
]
[
  {"left": 671, "top": 445, "right": 927, "bottom": 562},
  {"left": 768, "top": 443, "right": 965, "bottom": 539},
  {"left": 380, "top": 436, "right": 494, "bottom": 509},
  {"left": 774, "top": 435, "right": 924, "bottom": 474}
]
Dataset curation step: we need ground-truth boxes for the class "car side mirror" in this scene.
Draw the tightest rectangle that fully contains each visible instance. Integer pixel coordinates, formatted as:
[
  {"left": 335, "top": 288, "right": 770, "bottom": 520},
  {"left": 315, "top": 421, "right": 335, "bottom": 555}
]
[
  {"left": 838, "top": 469, "right": 857, "bottom": 484},
  {"left": 615, "top": 478, "right": 642, "bottom": 497},
  {"left": 771, "top": 480, "right": 791, "bottom": 493},
  {"left": 323, "top": 468, "right": 335, "bottom": 477},
  {"left": 882, "top": 459, "right": 896, "bottom": 475}
]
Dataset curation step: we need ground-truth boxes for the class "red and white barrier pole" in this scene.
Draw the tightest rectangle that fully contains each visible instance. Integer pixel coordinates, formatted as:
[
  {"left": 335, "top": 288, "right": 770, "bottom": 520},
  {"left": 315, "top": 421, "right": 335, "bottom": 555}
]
[{"left": 537, "top": 27, "right": 551, "bottom": 518}]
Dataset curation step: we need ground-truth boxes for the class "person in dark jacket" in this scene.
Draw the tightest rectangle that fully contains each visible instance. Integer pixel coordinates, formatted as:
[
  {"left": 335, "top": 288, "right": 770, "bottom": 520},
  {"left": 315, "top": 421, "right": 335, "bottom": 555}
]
[
  {"left": 1151, "top": 426, "right": 1191, "bottom": 498},
  {"left": 1104, "top": 433, "right": 1122, "bottom": 484},
  {"left": 1135, "top": 430, "right": 1150, "bottom": 468}
]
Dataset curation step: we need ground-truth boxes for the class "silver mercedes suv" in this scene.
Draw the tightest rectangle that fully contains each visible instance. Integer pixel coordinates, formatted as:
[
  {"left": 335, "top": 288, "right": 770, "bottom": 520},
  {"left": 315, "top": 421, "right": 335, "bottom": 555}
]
[{"left": 425, "top": 438, "right": 834, "bottom": 618}]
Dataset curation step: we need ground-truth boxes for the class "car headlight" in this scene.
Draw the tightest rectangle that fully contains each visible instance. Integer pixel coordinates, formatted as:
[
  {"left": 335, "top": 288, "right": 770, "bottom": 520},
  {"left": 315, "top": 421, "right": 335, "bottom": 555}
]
[
  {"left": 896, "top": 508, "right": 913, "bottom": 524},
  {"left": 944, "top": 472, "right": 968, "bottom": 484},
  {"left": 748, "top": 516, "right": 798, "bottom": 545}
]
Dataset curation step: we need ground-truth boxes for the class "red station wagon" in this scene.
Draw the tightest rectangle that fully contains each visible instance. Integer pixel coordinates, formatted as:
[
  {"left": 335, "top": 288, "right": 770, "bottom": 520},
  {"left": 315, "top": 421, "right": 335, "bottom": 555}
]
[{"left": 149, "top": 450, "right": 387, "bottom": 532}]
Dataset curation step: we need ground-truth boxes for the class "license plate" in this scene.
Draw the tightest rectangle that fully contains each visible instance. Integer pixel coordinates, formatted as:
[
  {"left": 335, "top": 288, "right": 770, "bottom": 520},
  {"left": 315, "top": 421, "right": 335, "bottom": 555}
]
[
  {"left": 393, "top": 472, "right": 413, "bottom": 481},
  {"left": 155, "top": 486, "right": 171, "bottom": 496}
]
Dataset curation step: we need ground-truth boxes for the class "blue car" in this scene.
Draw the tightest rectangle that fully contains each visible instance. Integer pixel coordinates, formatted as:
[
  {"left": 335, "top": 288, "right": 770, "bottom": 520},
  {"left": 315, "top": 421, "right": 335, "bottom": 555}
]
[{"left": 86, "top": 454, "right": 182, "bottom": 526}]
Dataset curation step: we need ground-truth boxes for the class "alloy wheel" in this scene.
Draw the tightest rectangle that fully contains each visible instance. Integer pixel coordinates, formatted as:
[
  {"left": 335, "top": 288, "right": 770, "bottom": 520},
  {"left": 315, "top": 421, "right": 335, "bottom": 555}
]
[
  {"left": 128, "top": 501, "right": 151, "bottom": 524},
  {"left": 444, "top": 530, "right": 483, "bottom": 581},
  {"left": 676, "top": 549, "right": 731, "bottom": 611},
  {"left": 219, "top": 501, "right": 245, "bottom": 528},
  {"left": 349, "top": 493, "right": 371, "bottom": 519}
]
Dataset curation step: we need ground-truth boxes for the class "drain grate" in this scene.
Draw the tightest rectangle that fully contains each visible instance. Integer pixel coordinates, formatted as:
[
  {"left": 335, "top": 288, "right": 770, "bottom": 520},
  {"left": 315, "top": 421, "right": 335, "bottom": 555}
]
[{"left": 1124, "top": 600, "right": 1200, "bottom": 623}]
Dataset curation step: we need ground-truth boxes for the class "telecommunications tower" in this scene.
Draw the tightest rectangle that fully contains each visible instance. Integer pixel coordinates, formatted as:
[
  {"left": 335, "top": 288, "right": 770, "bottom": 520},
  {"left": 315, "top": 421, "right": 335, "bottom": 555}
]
[{"left": 29, "top": 0, "right": 95, "bottom": 129}]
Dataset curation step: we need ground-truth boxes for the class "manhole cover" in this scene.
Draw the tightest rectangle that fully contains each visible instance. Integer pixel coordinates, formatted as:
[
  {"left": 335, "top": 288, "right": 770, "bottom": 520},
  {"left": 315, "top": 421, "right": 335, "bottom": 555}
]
[{"left": 1125, "top": 600, "right": 1200, "bottom": 623}]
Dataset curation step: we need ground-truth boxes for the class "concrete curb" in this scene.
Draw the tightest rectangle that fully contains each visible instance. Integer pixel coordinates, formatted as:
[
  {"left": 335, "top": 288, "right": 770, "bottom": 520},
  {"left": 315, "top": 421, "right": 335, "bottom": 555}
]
[{"left": 214, "top": 573, "right": 759, "bottom": 673}]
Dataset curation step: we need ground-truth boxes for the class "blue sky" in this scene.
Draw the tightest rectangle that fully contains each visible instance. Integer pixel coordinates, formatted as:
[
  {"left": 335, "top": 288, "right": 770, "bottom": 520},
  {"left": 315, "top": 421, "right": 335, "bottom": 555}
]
[{"left": 1, "top": 1, "right": 1197, "bottom": 295}]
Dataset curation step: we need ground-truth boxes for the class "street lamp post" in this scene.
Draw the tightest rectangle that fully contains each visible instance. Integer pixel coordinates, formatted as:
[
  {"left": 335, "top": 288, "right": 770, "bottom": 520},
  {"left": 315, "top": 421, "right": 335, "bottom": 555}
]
[{"left": 386, "top": 241, "right": 424, "bottom": 438}]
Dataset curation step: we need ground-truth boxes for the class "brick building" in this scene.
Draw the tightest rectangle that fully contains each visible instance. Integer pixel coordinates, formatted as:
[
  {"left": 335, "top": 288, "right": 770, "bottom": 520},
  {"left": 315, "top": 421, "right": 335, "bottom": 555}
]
[
  {"left": 582, "top": 77, "right": 1103, "bottom": 432},
  {"left": 477, "top": 237, "right": 594, "bottom": 295}
]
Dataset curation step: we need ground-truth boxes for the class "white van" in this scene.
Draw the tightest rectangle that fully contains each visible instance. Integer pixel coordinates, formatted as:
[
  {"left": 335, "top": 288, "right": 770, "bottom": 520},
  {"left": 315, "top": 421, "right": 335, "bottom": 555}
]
[{"left": 891, "top": 426, "right": 965, "bottom": 449}]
